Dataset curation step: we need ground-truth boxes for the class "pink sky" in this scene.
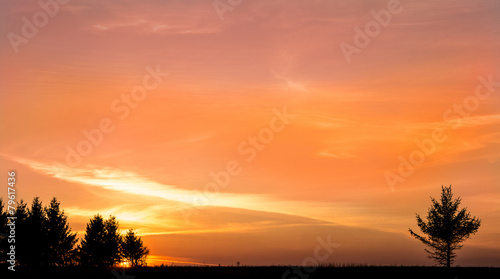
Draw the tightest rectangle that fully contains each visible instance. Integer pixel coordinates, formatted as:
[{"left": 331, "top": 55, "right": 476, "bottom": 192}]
[{"left": 1, "top": 0, "right": 500, "bottom": 266}]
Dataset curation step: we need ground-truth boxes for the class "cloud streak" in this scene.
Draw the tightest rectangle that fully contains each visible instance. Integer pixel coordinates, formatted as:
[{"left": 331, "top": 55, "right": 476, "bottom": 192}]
[{"left": 5, "top": 155, "right": 414, "bottom": 232}]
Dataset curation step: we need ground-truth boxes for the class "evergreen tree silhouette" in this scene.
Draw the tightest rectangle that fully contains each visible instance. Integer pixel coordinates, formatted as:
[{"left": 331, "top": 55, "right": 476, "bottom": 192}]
[
  {"left": 14, "top": 200, "right": 29, "bottom": 266},
  {"left": 103, "top": 216, "right": 122, "bottom": 267},
  {"left": 25, "top": 197, "right": 47, "bottom": 267},
  {"left": 79, "top": 214, "right": 122, "bottom": 267},
  {"left": 121, "top": 229, "right": 149, "bottom": 267},
  {"left": 409, "top": 185, "right": 481, "bottom": 267},
  {"left": 79, "top": 214, "right": 106, "bottom": 267},
  {"left": 45, "top": 197, "right": 77, "bottom": 266}
]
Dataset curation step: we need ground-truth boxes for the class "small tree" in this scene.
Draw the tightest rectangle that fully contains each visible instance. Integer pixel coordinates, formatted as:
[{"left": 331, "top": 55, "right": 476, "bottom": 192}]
[
  {"left": 121, "top": 229, "right": 149, "bottom": 267},
  {"left": 103, "top": 216, "right": 122, "bottom": 266},
  {"left": 79, "top": 214, "right": 107, "bottom": 267},
  {"left": 26, "top": 197, "right": 47, "bottom": 267},
  {"left": 79, "top": 215, "right": 122, "bottom": 267},
  {"left": 45, "top": 198, "right": 77, "bottom": 266},
  {"left": 14, "top": 200, "right": 29, "bottom": 266},
  {"left": 409, "top": 185, "right": 481, "bottom": 267}
]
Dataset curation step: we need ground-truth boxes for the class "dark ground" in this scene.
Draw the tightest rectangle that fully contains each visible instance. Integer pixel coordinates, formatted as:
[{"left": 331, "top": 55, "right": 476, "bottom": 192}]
[{"left": 1, "top": 265, "right": 499, "bottom": 279}]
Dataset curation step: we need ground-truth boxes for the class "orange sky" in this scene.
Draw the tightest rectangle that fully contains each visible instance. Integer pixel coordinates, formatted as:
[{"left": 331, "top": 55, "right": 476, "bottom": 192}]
[{"left": 1, "top": 0, "right": 500, "bottom": 266}]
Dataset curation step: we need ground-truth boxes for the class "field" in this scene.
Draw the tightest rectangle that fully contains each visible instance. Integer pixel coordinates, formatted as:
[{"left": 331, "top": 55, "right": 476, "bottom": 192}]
[{"left": 2, "top": 265, "right": 499, "bottom": 279}]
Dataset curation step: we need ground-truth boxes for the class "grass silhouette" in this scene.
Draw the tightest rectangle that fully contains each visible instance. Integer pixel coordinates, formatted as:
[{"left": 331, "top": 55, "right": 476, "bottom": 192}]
[{"left": 1, "top": 264, "right": 499, "bottom": 279}]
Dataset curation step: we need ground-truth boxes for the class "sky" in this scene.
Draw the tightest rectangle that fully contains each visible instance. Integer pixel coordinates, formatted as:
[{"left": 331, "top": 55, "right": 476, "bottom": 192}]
[{"left": 1, "top": 0, "right": 500, "bottom": 266}]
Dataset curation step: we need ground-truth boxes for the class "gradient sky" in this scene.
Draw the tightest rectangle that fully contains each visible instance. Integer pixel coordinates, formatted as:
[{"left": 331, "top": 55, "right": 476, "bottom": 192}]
[{"left": 1, "top": 0, "right": 500, "bottom": 266}]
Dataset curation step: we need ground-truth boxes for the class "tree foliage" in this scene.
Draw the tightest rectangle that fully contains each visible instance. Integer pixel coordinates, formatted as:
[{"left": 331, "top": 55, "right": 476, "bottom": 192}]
[
  {"left": 0, "top": 197, "right": 77, "bottom": 266},
  {"left": 79, "top": 215, "right": 122, "bottom": 267},
  {"left": 121, "top": 229, "right": 149, "bottom": 267},
  {"left": 14, "top": 200, "right": 29, "bottom": 266},
  {"left": 409, "top": 185, "right": 481, "bottom": 267},
  {"left": 79, "top": 214, "right": 108, "bottom": 267},
  {"left": 103, "top": 216, "right": 122, "bottom": 266},
  {"left": 1, "top": 197, "right": 148, "bottom": 268},
  {"left": 45, "top": 197, "right": 77, "bottom": 266},
  {"left": 0, "top": 197, "right": 149, "bottom": 267},
  {"left": 25, "top": 197, "right": 46, "bottom": 266}
]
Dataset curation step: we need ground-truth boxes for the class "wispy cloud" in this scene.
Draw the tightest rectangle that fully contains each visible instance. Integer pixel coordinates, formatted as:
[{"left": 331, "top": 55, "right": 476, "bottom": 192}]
[
  {"left": 7, "top": 156, "right": 262, "bottom": 209},
  {"left": 4, "top": 155, "right": 402, "bottom": 231},
  {"left": 270, "top": 70, "right": 308, "bottom": 93},
  {"left": 92, "top": 17, "right": 226, "bottom": 35},
  {"left": 410, "top": 114, "right": 500, "bottom": 131}
]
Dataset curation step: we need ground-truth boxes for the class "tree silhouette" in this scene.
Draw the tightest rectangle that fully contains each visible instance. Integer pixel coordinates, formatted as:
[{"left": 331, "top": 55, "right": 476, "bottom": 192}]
[
  {"left": 409, "top": 185, "right": 481, "bottom": 267},
  {"left": 121, "top": 229, "right": 149, "bottom": 267},
  {"left": 79, "top": 214, "right": 122, "bottom": 267},
  {"left": 45, "top": 197, "right": 77, "bottom": 266},
  {"left": 103, "top": 216, "right": 122, "bottom": 266},
  {"left": 2, "top": 196, "right": 148, "bottom": 268},
  {"left": 14, "top": 200, "right": 29, "bottom": 266},
  {"left": 26, "top": 197, "right": 47, "bottom": 267},
  {"left": 79, "top": 214, "right": 106, "bottom": 267},
  {"left": 0, "top": 197, "right": 79, "bottom": 267},
  {"left": 0, "top": 198, "right": 7, "bottom": 264}
]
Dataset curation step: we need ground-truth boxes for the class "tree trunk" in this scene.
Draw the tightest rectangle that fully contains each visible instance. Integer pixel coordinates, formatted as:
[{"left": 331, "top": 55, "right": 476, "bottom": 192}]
[{"left": 446, "top": 242, "right": 451, "bottom": 268}]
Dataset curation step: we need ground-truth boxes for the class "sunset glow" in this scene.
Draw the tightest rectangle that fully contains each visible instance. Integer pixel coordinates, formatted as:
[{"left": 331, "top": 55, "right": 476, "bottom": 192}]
[{"left": 1, "top": 0, "right": 499, "bottom": 267}]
